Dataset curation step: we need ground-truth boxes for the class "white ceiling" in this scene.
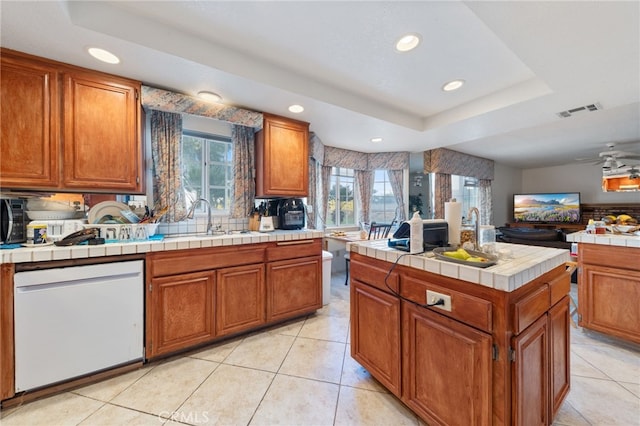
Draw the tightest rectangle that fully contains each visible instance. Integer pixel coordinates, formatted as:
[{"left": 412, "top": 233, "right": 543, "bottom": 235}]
[{"left": 2, "top": 1, "right": 639, "bottom": 170}]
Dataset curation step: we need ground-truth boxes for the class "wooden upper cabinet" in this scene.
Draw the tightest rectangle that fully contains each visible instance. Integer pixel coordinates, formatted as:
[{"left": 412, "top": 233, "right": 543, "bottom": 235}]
[
  {"left": 63, "top": 71, "right": 142, "bottom": 192},
  {"left": 0, "top": 53, "right": 60, "bottom": 188},
  {"left": 0, "top": 48, "right": 142, "bottom": 193},
  {"left": 255, "top": 113, "right": 309, "bottom": 197}
]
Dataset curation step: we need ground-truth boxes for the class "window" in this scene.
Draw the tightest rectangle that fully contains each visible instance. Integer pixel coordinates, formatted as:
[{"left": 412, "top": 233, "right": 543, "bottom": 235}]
[
  {"left": 451, "top": 175, "right": 480, "bottom": 221},
  {"left": 370, "top": 170, "right": 398, "bottom": 223},
  {"left": 327, "top": 167, "right": 356, "bottom": 227},
  {"left": 182, "top": 131, "right": 233, "bottom": 212}
]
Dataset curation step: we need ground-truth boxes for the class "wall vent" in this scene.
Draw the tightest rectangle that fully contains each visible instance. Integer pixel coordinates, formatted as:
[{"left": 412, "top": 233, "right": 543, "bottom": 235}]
[{"left": 557, "top": 102, "right": 602, "bottom": 118}]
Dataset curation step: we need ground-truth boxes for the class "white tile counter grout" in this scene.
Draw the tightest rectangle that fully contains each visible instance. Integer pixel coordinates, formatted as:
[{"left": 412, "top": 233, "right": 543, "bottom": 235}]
[
  {"left": 566, "top": 231, "right": 640, "bottom": 247},
  {"left": 0, "top": 231, "right": 325, "bottom": 265},
  {"left": 348, "top": 240, "right": 570, "bottom": 292}
]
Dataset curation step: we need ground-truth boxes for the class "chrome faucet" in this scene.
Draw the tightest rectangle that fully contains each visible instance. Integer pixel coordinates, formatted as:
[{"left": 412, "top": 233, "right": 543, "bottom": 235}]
[
  {"left": 186, "top": 198, "right": 214, "bottom": 235},
  {"left": 468, "top": 207, "right": 480, "bottom": 250}
]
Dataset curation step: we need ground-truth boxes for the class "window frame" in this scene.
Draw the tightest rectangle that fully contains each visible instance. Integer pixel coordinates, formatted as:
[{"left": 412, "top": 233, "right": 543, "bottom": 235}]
[
  {"left": 181, "top": 130, "right": 233, "bottom": 214},
  {"left": 327, "top": 167, "right": 357, "bottom": 228},
  {"left": 370, "top": 169, "right": 398, "bottom": 223}
]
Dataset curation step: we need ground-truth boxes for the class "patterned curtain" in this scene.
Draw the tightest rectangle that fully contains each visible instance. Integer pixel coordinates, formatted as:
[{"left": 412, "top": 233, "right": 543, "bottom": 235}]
[
  {"left": 150, "top": 110, "right": 185, "bottom": 222},
  {"left": 479, "top": 179, "right": 493, "bottom": 225},
  {"left": 387, "top": 170, "right": 406, "bottom": 223},
  {"left": 230, "top": 125, "right": 255, "bottom": 218},
  {"left": 321, "top": 165, "right": 332, "bottom": 230},
  {"left": 307, "top": 158, "right": 318, "bottom": 229},
  {"left": 355, "top": 170, "right": 373, "bottom": 224},
  {"left": 434, "top": 173, "right": 452, "bottom": 220}
]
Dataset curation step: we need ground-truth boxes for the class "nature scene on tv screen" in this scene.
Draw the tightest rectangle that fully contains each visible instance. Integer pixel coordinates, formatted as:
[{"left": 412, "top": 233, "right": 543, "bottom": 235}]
[{"left": 514, "top": 193, "right": 580, "bottom": 223}]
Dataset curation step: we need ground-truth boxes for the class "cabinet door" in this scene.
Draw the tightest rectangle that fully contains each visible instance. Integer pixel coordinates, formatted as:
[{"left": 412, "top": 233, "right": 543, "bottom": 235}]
[
  {"left": 580, "top": 264, "right": 640, "bottom": 344},
  {"left": 549, "top": 296, "right": 570, "bottom": 420},
  {"left": 216, "top": 264, "right": 265, "bottom": 336},
  {"left": 148, "top": 271, "right": 215, "bottom": 358},
  {"left": 0, "top": 54, "right": 60, "bottom": 188},
  {"left": 266, "top": 256, "right": 321, "bottom": 322},
  {"left": 255, "top": 113, "right": 309, "bottom": 197},
  {"left": 351, "top": 280, "right": 401, "bottom": 396},
  {"left": 512, "top": 314, "right": 548, "bottom": 426},
  {"left": 63, "top": 71, "right": 142, "bottom": 192},
  {"left": 402, "top": 301, "right": 492, "bottom": 426}
]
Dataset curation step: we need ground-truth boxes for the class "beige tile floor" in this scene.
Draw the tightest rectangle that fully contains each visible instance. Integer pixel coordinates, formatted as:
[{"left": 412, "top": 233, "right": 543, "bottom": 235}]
[{"left": 1, "top": 276, "right": 638, "bottom": 425}]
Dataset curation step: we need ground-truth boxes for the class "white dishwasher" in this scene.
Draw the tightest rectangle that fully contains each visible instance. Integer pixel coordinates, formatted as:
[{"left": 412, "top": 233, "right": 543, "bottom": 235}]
[{"left": 14, "top": 260, "right": 144, "bottom": 392}]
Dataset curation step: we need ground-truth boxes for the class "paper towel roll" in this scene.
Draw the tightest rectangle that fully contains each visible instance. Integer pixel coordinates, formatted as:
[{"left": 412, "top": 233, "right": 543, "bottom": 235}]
[{"left": 444, "top": 200, "right": 462, "bottom": 246}]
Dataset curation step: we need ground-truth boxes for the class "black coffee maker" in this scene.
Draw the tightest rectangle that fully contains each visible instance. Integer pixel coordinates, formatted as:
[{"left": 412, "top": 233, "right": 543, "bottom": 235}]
[{"left": 278, "top": 198, "right": 305, "bottom": 230}]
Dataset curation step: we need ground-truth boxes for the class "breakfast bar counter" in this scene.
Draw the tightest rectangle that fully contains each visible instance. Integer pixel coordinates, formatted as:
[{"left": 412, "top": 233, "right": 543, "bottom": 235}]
[
  {"left": 347, "top": 241, "right": 572, "bottom": 425},
  {"left": 566, "top": 231, "right": 640, "bottom": 344}
]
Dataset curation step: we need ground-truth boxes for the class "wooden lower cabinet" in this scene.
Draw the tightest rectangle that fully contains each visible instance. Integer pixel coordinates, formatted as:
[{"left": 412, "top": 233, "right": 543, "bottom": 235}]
[
  {"left": 266, "top": 256, "right": 321, "bottom": 322},
  {"left": 148, "top": 271, "right": 215, "bottom": 358},
  {"left": 512, "top": 314, "right": 549, "bottom": 426},
  {"left": 549, "top": 297, "right": 571, "bottom": 419},
  {"left": 145, "top": 240, "right": 322, "bottom": 359},
  {"left": 579, "top": 264, "right": 640, "bottom": 344},
  {"left": 350, "top": 279, "right": 401, "bottom": 396},
  {"left": 512, "top": 296, "right": 571, "bottom": 426},
  {"left": 403, "top": 301, "right": 492, "bottom": 426},
  {"left": 349, "top": 252, "right": 570, "bottom": 426},
  {"left": 216, "top": 264, "right": 265, "bottom": 336}
]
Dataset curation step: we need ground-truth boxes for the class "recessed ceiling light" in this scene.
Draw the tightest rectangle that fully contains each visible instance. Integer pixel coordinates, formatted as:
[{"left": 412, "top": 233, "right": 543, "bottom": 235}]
[
  {"left": 197, "top": 91, "right": 222, "bottom": 103},
  {"left": 395, "top": 33, "right": 421, "bottom": 52},
  {"left": 87, "top": 47, "right": 120, "bottom": 64},
  {"left": 371, "top": 137, "right": 383, "bottom": 143},
  {"left": 288, "top": 104, "right": 304, "bottom": 113},
  {"left": 442, "top": 79, "right": 465, "bottom": 92}
]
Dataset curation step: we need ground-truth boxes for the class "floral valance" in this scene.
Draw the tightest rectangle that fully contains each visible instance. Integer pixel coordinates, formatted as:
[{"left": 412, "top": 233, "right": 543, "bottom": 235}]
[
  {"left": 324, "top": 146, "right": 369, "bottom": 169},
  {"left": 368, "top": 152, "right": 410, "bottom": 170},
  {"left": 309, "top": 132, "right": 325, "bottom": 163},
  {"left": 424, "top": 148, "right": 494, "bottom": 180},
  {"left": 323, "top": 145, "right": 409, "bottom": 170},
  {"left": 141, "top": 86, "right": 263, "bottom": 129}
]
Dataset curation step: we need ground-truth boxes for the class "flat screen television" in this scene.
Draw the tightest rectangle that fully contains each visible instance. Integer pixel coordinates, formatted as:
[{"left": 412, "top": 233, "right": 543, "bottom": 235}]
[{"left": 513, "top": 192, "right": 581, "bottom": 224}]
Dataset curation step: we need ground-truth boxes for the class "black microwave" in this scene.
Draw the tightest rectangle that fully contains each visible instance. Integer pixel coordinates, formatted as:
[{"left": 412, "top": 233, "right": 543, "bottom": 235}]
[{"left": 1, "top": 199, "right": 27, "bottom": 244}]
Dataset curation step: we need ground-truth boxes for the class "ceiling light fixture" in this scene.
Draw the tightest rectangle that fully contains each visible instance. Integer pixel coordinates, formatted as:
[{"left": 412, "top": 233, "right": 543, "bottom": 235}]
[
  {"left": 87, "top": 47, "right": 120, "bottom": 64},
  {"left": 288, "top": 104, "right": 304, "bottom": 113},
  {"left": 442, "top": 79, "right": 465, "bottom": 92},
  {"left": 395, "top": 33, "right": 421, "bottom": 52},
  {"left": 371, "top": 137, "right": 383, "bottom": 143},
  {"left": 197, "top": 91, "right": 222, "bottom": 103}
]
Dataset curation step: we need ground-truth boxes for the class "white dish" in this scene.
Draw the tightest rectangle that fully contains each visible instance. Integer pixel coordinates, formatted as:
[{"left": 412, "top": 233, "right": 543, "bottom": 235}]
[
  {"left": 21, "top": 242, "right": 55, "bottom": 247},
  {"left": 88, "top": 201, "right": 130, "bottom": 224},
  {"left": 26, "top": 210, "right": 77, "bottom": 220}
]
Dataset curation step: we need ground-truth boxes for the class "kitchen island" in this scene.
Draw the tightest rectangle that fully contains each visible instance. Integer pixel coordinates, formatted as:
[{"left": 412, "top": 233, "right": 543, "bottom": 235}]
[
  {"left": 0, "top": 230, "right": 323, "bottom": 406},
  {"left": 566, "top": 232, "right": 640, "bottom": 344},
  {"left": 348, "top": 240, "right": 572, "bottom": 425}
]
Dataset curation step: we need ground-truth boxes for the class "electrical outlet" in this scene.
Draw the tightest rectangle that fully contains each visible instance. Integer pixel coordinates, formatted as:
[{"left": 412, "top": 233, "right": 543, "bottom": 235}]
[{"left": 426, "top": 290, "right": 452, "bottom": 312}]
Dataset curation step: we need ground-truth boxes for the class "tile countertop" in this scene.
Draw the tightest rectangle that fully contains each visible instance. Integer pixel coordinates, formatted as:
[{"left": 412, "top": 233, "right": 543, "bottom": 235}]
[
  {"left": 0, "top": 230, "right": 325, "bottom": 265},
  {"left": 566, "top": 231, "right": 640, "bottom": 247},
  {"left": 348, "top": 240, "right": 570, "bottom": 293}
]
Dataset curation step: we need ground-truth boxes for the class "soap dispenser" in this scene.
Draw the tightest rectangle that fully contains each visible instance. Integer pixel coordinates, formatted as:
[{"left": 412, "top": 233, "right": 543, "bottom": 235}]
[{"left": 409, "top": 211, "right": 423, "bottom": 254}]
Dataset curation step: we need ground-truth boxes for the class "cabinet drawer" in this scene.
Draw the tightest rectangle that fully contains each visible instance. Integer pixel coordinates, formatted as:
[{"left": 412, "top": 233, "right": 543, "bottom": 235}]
[
  {"left": 579, "top": 243, "right": 638, "bottom": 270},
  {"left": 549, "top": 270, "right": 570, "bottom": 306},
  {"left": 148, "top": 245, "right": 266, "bottom": 277},
  {"left": 400, "top": 274, "right": 492, "bottom": 333},
  {"left": 266, "top": 239, "right": 321, "bottom": 262},
  {"left": 512, "top": 284, "right": 550, "bottom": 334},
  {"left": 351, "top": 253, "right": 399, "bottom": 294}
]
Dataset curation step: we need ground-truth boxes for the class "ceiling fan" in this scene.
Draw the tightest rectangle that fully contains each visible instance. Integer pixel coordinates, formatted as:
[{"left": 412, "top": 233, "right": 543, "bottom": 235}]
[{"left": 578, "top": 143, "right": 640, "bottom": 169}]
